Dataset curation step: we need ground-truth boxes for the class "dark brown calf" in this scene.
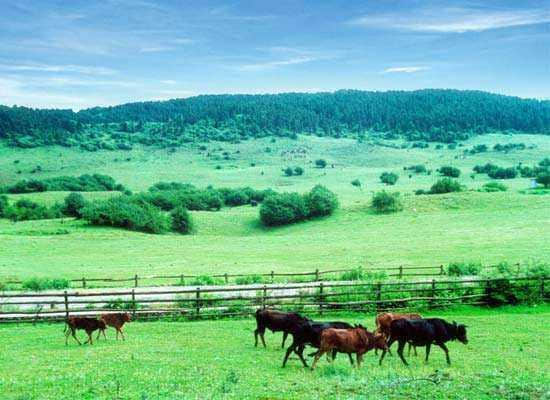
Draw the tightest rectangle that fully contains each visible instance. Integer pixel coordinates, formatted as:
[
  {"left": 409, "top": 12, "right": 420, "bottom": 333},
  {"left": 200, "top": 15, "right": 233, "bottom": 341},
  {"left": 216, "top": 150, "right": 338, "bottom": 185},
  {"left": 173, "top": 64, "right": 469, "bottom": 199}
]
[
  {"left": 64, "top": 317, "right": 106, "bottom": 346},
  {"left": 100, "top": 313, "right": 131, "bottom": 340},
  {"left": 254, "top": 309, "right": 309, "bottom": 348},
  {"left": 311, "top": 325, "right": 386, "bottom": 370}
]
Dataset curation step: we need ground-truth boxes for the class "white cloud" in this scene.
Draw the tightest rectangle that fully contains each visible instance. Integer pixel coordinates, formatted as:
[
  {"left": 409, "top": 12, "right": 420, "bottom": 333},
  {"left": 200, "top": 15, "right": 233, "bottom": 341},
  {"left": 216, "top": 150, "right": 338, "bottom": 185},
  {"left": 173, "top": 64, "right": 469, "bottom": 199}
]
[
  {"left": 139, "top": 46, "right": 174, "bottom": 53},
  {"left": 0, "top": 63, "right": 117, "bottom": 75},
  {"left": 160, "top": 80, "right": 177, "bottom": 85},
  {"left": 351, "top": 7, "right": 550, "bottom": 33},
  {"left": 382, "top": 66, "right": 430, "bottom": 73}
]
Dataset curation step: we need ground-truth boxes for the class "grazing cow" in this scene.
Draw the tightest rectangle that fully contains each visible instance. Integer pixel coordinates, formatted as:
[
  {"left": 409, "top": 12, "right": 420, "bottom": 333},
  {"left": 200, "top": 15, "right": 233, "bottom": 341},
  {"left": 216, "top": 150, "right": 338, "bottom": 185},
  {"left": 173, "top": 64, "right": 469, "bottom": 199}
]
[
  {"left": 311, "top": 325, "right": 387, "bottom": 369},
  {"left": 99, "top": 313, "right": 132, "bottom": 340},
  {"left": 254, "top": 309, "right": 309, "bottom": 348},
  {"left": 374, "top": 312, "right": 422, "bottom": 356},
  {"left": 64, "top": 317, "right": 106, "bottom": 346},
  {"left": 282, "top": 320, "right": 356, "bottom": 367},
  {"left": 379, "top": 318, "right": 468, "bottom": 366}
]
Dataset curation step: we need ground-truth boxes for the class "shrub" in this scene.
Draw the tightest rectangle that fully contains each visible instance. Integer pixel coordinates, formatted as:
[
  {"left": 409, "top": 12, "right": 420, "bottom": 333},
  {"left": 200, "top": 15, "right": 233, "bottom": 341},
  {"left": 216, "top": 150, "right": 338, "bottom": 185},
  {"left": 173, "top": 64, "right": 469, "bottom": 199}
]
[
  {"left": 315, "top": 159, "right": 327, "bottom": 168},
  {"left": 284, "top": 167, "right": 294, "bottom": 176},
  {"left": 488, "top": 167, "right": 517, "bottom": 179},
  {"left": 3, "top": 174, "right": 124, "bottom": 194},
  {"left": 480, "top": 182, "right": 507, "bottom": 192},
  {"left": 5, "top": 199, "right": 63, "bottom": 221},
  {"left": 81, "top": 196, "right": 171, "bottom": 234},
  {"left": 371, "top": 191, "right": 403, "bottom": 213},
  {"left": 293, "top": 166, "right": 304, "bottom": 176},
  {"left": 259, "top": 193, "right": 309, "bottom": 226},
  {"left": 305, "top": 185, "right": 339, "bottom": 218},
  {"left": 536, "top": 172, "right": 550, "bottom": 188},
  {"left": 0, "top": 195, "right": 7, "bottom": 217},
  {"left": 235, "top": 275, "right": 264, "bottom": 285},
  {"left": 171, "top": 206, "right": 193, "bottom": 234},
  {"left": 447, "top": 262, "right": 482, "bottom": 276},
  {"left": 22, "top": 277, "right": 70, "bottom": 291},
  {"left": 190, "top": 275, "right": 223, "bottom": 286},
  {"left": 222, "top": 189, "right": 250, "bottom": 207},
  {"left": 351, "top": 179, "right": 361, "bottom": 187},
  {"left": 539, "top": 157, "right": 550, "bottom": 167},
  {"left": 340, "top": 267, "right": 366, "bottom": 281},
  {"left": 429, "top": 178, "right": 462, "bottom": 194},
  {"left": 438, "top": 165, "right": 461, "bottom": 178},
  {"left": 63, "top": 192, "right": 87, "bottom": 218},
  {"left": 380, "top": 172, "right": 398, "bottom": 185}
]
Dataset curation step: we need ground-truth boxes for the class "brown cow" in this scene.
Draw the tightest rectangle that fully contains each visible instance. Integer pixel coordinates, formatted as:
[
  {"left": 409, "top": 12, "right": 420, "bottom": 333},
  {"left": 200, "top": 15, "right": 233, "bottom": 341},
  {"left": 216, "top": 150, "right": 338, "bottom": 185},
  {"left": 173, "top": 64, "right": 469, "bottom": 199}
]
[
  {"left": 99, "top": 313, "right": 132, "bottom": 340},
  {"left": 64, "top": 317, "right": 106, "bottom": 346},
  {"left": 375, "top": 312, "right": 422, "bottom": 356},
  {"left": 311, "top": 325, "right": 387, "bottom": 369}
]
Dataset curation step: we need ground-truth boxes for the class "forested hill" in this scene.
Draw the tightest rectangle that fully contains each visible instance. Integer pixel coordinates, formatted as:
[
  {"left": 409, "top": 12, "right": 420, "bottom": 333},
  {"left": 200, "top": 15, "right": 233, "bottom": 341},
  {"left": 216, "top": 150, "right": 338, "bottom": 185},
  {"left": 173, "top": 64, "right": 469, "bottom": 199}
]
[{"left": 1, "top": 89, "right": 550, "bottom": 148}]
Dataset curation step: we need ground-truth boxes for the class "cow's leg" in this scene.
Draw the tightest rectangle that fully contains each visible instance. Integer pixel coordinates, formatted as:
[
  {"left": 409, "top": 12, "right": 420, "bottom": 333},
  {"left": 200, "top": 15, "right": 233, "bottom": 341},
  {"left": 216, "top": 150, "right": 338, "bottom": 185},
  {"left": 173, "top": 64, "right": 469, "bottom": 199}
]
[
  {"left": 281, "top": 332, "right": 288, "bottom": 348},
  {"left": 102, "top": 328, "right": 107, "bottom": 339},
  {"left": 357, "top": 352, "right": 364, "bottom": 368},
  {"left": 348, "top": 353, "right": 354, "bottom": 365},
  {"left": 379, "top": 337, "right": 396, "bottom": 365},
  {"left": 282, "top": 342, "right": 297, "bottom": 367},
  {"left": 396, "top": 340, "right": 408, "bottom": 366},
  {"left": 70, "top": 328, "right": 82, "bottom": 345},
  {"left": 65, "top": 326, "right": 72, "bottom": 346},
  {"left": 296, "top": 345, "right": 309, "bottom": 368},
  {"left": 438, "top": 343, "right": 451, "bottom": 365},
  {"left": 119, "top": 328, "right": 126, "bottom": 341},
  {"left": 413, "top": 345, "right": 418, "bottom": 356},
  {"left": 84, "top": 330, "right": 93, "bottom": 345},
  {"left": 425, "top": 343, "right": 431, "bottom": 362},
  {"left": 311, "top": 349, "right": 326, "bottom": 370}
]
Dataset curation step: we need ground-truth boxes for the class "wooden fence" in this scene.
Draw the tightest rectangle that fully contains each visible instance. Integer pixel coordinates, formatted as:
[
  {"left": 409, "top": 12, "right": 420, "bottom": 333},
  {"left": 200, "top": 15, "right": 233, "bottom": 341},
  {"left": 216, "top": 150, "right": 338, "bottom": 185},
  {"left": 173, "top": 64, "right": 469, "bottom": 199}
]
[
  {"left": 2, "top": 265, "right": 450, "bottom": 289},
  {"left": 0, "top": 275, "right": 546, "bottom": 323}
]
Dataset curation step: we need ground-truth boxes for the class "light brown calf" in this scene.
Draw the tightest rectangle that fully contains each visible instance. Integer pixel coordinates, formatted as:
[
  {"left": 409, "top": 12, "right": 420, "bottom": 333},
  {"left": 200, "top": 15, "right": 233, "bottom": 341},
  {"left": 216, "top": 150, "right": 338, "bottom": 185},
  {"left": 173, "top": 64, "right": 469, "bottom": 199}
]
[
  {"left": 99, "top": 313, "right": 131, "bottom": 340},
  {"left": 375, "top": 312, "right": 422, "bottom": 355}
]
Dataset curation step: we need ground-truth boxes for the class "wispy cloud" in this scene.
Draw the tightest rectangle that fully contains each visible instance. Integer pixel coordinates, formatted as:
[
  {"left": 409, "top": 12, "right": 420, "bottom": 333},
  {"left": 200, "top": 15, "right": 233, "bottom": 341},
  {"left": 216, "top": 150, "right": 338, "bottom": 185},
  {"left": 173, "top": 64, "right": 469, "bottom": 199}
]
[
  {"left": 382, "top": 66, "right": 430, "bottom": 74},
  {"left": 351, "top": 7, "right": 550, "bottom": 33},
  {"left": 0, "top": 63, "right": 117, "bottom": 75},
  {"left": 160, "top": 80, "right": 177, "bottom": 85},
  {"left": 237, "top": 56, "right": 319, "bottom": 72},
  {"left": 140, "top": 46, "right": 174, "bottom": 53}
]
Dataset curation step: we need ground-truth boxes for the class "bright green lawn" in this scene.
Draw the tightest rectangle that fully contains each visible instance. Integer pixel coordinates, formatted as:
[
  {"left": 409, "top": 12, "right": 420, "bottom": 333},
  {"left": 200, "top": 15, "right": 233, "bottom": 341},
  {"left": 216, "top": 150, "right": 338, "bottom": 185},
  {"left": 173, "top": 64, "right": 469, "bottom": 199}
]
[{"left": 0, "top": 306, "right": 548, "bottom": 399}]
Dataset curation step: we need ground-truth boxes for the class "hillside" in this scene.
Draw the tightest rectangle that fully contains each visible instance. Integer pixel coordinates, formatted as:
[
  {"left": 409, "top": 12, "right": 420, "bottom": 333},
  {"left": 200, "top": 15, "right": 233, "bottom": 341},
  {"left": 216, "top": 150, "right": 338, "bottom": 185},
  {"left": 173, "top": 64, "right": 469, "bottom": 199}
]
[{"left": 1, "top": 89, "right": 549, "bottom": 149}]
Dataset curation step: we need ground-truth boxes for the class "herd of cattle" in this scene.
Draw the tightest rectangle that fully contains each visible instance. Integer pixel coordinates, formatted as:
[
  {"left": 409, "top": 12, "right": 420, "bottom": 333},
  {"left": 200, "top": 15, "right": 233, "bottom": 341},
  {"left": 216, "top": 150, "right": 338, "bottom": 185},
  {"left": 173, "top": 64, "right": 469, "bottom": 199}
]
[{"left": 63, "top": 309, "right": 468, "bottom": 369}]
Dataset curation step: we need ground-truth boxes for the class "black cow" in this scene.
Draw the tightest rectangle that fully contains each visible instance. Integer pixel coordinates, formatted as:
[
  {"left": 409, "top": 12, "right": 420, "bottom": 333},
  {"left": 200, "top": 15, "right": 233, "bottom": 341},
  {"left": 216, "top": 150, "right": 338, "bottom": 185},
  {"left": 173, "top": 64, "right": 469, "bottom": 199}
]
[
  {"left": 282, "top": 320, "right": 354, "bottom": 367},
  {"left": 254, "top": 309, "right": 310, "bottom": 348},
  {"left": 379, "top": 318, "right": 468, "bottom": 366}
]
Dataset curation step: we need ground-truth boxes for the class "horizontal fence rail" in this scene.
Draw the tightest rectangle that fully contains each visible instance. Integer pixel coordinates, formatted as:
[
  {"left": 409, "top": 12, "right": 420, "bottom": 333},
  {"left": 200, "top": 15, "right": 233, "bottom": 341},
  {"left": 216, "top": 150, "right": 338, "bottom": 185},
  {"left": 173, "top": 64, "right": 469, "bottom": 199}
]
[
  {"left": 0, "top": 275, "right": 546, "bottom": 323},
  {"left": 2, "top": 264, "right": 495, "bottom": 290}
]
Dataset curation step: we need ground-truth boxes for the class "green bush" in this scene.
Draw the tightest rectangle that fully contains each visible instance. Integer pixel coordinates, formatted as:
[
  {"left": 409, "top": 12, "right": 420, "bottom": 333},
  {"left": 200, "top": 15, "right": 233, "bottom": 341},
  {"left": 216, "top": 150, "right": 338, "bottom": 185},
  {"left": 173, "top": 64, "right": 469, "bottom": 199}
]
[
  {"left": 4, "top": 199, "right": 64, "bottom": 221},
  {"left": 284, "top": 167, "right": 294, "bottom": 176},
  {"left": 480, "top": 182, "right": 507, "bottom": 192},
  {"left": 340, "top": 267, "right": 366, "bottom": 281},
  {"left": 63, "top": 192, "right": 87, "bottom": 218},
  {"left": 315, "top": 159, "right": 327, "bottom": 168},
  {"left": 171, "top": 206, "right": 193, "bottom": 234},
  {"left": 105, "top": 298, "right": 139, "bottom": 310},
  {"left": 536, "top": 172, "right": 550, "bottom": 188},
  {"left": 235, "top": 275, "right": 264, "bottom": 285},
  {"left": 429, "top": 178, "right": 463, "bottom": 194},
  {"left": 351, "top": 179, "right": 361, "bottom": 187},
  {"left": 190, "top": 275, "right": 223, "bottom": 286},
  {"left": 371, "top": 191, "right": 403, "bottom": 213},
  {"left": 0, "top": 195, "right": 7, "bottom": 217},
  {"left": 293, "top": 166, "right": 304, "bottom": 176},
  {"left": 438, "top": 165, "right": 461, "bottom": 178},
  {"left": 380, "top": 172, "right": 398, "bottom": 185},
  {"left": 81, "top": 196, "right": 171, "bottom": 234},
  {"left": 447, "top": 262, "right": 482, "bottom": 276},
  {"left": 304, "top": 185, "right": 338, "bottom": 218},
  {"left": 3, "top": 174, "right": 124, "bottom": 194},
  {"left": 259, "top": 192, "right": 309, "bottom": 226},
  {"left": 22, "top": 277, "right": 71, "bottom": 291}
]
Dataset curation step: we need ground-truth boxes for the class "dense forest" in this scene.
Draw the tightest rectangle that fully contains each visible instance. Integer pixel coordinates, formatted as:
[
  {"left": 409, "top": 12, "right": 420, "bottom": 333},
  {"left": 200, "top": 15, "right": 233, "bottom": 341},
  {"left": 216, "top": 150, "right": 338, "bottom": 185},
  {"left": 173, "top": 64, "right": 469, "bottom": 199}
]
[{"left": 1, "top": 89, "right": 549, "bottom": 149}]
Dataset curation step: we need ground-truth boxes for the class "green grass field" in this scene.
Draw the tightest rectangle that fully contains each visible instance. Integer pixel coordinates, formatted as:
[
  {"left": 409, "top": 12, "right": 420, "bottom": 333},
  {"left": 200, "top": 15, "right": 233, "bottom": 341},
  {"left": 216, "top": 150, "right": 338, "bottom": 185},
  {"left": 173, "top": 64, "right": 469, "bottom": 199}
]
[
  {"left": 0, "top": 306, "right": 548, "bottom": 399},
  {"left": 1, "top": 133, "right": 549, "bottom": 281}
]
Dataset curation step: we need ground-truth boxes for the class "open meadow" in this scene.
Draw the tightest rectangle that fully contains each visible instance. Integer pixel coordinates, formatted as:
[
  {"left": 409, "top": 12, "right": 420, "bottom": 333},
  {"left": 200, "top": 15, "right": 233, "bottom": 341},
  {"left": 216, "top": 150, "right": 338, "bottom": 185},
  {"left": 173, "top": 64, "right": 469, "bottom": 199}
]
[
  {"left": 1, "top": 133, "right": 549, "bottom": 282},
  {"left": 0, "top": 306, "right": 548, "bottom": 400}
]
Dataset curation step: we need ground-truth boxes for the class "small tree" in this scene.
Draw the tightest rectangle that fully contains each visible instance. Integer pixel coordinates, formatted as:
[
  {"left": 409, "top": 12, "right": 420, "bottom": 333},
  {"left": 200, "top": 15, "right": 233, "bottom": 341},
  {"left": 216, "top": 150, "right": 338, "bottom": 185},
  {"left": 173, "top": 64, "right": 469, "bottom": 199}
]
[
  {"left": 63, "top": 192, "right": 87, "bottom": 218},
  {"left": 284, "top": 167, "right": 294, "bottom": 176},
  {"left": 305, "top": 185, "right": 338, "bottom": 218},
  {"left": 351, "top": 179, "right": 361, "bottom": 188},
  {"left": 315, "top": 159, "right": 327, "bottom": 169},
  {"left": 171, "top": 206, "right": 193, "bottom": 234},
  {"left": 293, "top": 166, "right": 304, "bottom": 176},
  {"left": 371, "top": 191, "right": 403, "bottom": 213},
  {"left": 259, "top": 193, "right": 308, "bottom": 226},
  {"left": 430, "top": 178, "right": 462, "bottom": 194},
  {"left": 438, "top": 165, "right": 461, "bottom": 178},
  {"left": 536, "top": 172, "right": 550, "bottom": 188},
  {"left": 380, "top": 172, "right": 398, "bottom": 185},
  {"left": 0, "top": 195, "right": 7, "bottom": 217}
]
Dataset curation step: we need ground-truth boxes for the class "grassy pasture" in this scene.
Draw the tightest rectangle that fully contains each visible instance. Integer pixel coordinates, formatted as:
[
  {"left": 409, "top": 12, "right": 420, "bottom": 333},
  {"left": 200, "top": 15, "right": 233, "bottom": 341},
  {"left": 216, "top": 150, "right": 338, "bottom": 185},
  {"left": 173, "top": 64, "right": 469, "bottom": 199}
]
[
  {"left": 0, "top": 306, "right": 548, "bottom": 399},
  {"left": 0, "top": 133, "right": 549, "bottom": 281}
]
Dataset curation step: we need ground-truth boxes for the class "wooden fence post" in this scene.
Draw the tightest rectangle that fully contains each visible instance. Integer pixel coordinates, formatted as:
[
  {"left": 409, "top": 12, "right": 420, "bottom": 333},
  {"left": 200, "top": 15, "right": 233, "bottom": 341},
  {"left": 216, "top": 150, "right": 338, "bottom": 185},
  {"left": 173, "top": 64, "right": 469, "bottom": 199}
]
[
  {"left": 440, "top": 265, "right": 445, "bottom": 275},
  {"left": 315, "top": 269, "right": 320, "bottom": 281},
  {"left": 376, "top": 282, "right": 382, "bottom": 311},
  {"left": 485, "top": 280, "right": 492, "bottom": 305},
  {"left": 134, "top": 274, "right": 139, "bottom": 288},
  {"left": 82, "top": 277, "right": 86, "bottom": 289},
  {"left": 399, "top": 265, "right": 403, "bottom": 279},
  {"left": 262, "top": 285, "right": 267, "bottom": 309},
  {"left": 180, "top": 274, "right": 184, "bottom": 286},
  {"left": 131, "top": 289, "right": 136, "bottom": 319},
  {"left": 319, "top": 282, "right": 324, "bottom": 315},
  {"left": 195, "top": 287, "right": 201, "bottom": 318},
  {"left": 430, "top": 279, "right": 436, "bottom": 308},
  {"left": 64, "top": 291, "right": 69, "bottom": 320},
  {"left": 271, "top": 271, "right": 274, "bottom": 283},
  {"left": 224, "top": 273, "right": 228, "bottom": 284}
]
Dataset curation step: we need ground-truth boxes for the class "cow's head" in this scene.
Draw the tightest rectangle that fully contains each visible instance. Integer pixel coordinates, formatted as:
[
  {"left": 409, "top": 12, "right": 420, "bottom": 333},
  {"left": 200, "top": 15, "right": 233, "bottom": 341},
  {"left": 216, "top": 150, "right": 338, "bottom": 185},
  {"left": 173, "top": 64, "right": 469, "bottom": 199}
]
[
  {"left": 372, "top": 333, "right": 388, "bottom": 351},
  {"left": 123, "top": 313, "right": 132, "bottom": 322},
  {"left": 453, "top": 321, "right": 468, "bottom": 344}
]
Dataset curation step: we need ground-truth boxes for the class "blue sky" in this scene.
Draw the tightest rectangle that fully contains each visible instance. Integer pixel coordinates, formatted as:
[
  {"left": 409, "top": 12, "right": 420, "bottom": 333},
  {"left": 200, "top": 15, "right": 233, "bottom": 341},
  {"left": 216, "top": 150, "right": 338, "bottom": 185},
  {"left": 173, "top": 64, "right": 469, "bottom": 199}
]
[{"left": 0, "top": 0, "right": 549, "bottom": 110}]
